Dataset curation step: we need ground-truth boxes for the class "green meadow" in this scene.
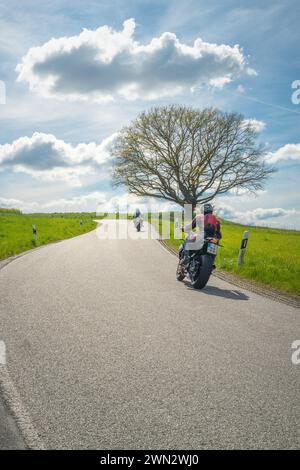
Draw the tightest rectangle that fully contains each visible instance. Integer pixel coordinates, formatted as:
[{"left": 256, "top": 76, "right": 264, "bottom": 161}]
[{"left": 0, "top": 210, "right": 97, "bottom": 260}]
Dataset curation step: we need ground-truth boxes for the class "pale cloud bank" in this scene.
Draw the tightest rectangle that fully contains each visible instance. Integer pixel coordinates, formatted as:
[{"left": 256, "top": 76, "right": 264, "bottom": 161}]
[
  {"left": 216, "top": 203, "right": 299, "bottom": 226},
  {"left": 242, "top": 118, "right": 266, "bottom": 133},
  {"left": 0, "top": 192, "right": 177, "bottom": 214},
  {"left": 0, "top": 132, "right": 116, "bottom": 185},
  {"left": 16, "top": 18, "right": 256, "bottom": 102},
  {"left": 0, "top": 192, "right": 106, "bottom": 213},
  {"left": 265, "top": 143, "right": 300, "bottom": 163}
]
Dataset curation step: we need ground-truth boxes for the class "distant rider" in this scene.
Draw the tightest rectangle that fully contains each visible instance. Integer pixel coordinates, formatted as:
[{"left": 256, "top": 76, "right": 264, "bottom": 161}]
[{"left": 133, "top": 208, "right": 141, "bottom": 219}]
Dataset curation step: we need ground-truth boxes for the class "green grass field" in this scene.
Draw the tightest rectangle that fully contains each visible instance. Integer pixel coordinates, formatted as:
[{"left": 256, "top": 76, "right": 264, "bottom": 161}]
[
  {"left": 216, "top": 220, "right": 300, "bottom": 295},
  {"left": 147, "top": 213, "right": 300, "bottom": 296},
  {"left": 0, "top": 211, "right": 98, "bottom": 260}
]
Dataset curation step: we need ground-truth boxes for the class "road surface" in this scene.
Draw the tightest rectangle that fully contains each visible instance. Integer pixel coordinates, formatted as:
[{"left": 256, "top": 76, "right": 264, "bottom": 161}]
[{"left": 0, "top": 220, "right": 299, "bottom": 449}]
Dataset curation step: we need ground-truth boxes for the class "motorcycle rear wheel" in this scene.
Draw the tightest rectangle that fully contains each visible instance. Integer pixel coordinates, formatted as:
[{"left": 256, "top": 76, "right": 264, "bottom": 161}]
[
  {"left": 190, "top": 254, "right": 213, "bottom": 289},
  {"left": 176, "top": 263, "right": 185, "bottom": 281}
]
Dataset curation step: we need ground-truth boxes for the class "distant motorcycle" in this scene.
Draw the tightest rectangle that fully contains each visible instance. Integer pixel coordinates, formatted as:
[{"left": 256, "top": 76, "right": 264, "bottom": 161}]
[
  {"left": 176, "top": 234, "right": 219, "bottom": 289},
  {"left": 133, "top": 216, "right": 143, "bottom": 232}
]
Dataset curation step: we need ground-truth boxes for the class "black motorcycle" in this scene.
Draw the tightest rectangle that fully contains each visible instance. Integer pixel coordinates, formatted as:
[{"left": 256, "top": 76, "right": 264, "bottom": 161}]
[
  {"left": 133, "top": 216, "right": 143, "bottom": 232},
  {"left": 176, "top": 236, "right": 219, "bottom": 289}
]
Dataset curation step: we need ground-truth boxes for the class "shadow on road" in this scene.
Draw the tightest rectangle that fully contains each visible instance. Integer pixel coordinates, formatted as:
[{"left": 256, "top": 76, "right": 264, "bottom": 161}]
[{"left": 184, "top": 282, "right": 249, "bottom": 300}]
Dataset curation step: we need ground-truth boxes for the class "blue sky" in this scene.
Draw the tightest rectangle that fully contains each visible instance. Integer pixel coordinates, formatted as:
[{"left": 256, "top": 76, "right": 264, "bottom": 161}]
[{"left": 0, "top": 0, "right": 299, "bottom": 227}]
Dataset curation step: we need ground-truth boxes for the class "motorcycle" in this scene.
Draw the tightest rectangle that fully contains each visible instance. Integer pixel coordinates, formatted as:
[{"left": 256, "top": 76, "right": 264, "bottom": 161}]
[
  {"left": 176, "top": 234, "right": 219, "bottom": 289},
  {"left": 133, "top": 216, "right": 143, "bottom": 232}
]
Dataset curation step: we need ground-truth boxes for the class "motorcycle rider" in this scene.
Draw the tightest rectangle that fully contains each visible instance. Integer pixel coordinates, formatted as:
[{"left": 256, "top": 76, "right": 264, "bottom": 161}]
[
  {"left": 133, "top": 208, "right": 141, "bottom": 219},
  {"left": 133, "top": 208, "right": 143, "bottom": 231},
  {"left": 180, "top": 203, "right": 222, "bottom": 267}
]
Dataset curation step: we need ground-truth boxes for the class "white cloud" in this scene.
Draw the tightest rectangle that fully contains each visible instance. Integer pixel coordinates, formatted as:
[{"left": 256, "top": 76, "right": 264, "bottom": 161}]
[
  {"left": 265, "top": 143, "right": 300, "bottom": 163},
  {"left": 242, "top": 118, "right": 266, "bottom": 133},
  {"left": 96, "top": 193, "right": 180, "bottom": 214},
  {"left": 229, "top": 188, "right": 267, "bottom": 196},
  {"left": 16, "top": 18, "right": 255, "bottom": 102},
  {"left": 0, "top": 132, "right": 116, "bottom": 186},
  {"left": 216, "top": 202, "right": 299, "bottom": 226},
  {"left": 0, "top": 192, "right": 180, "bottom": 214},
  {"left": 236, "top": 84, "right": 246, "bottom": 93},
  {"left": 246, "top": 207, "right": 298, "bottom": 221},
  {"left": 0, "top": 191, "right": 106, "bottom": 213}
]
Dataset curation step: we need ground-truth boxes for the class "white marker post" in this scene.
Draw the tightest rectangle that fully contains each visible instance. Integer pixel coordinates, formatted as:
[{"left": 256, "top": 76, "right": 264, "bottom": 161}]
[
  {"left": 237, "top": 230, "right": 249, "bottom": 266},
  {"left": 32, "top": 224, "right": 37, "bottom": 242}
]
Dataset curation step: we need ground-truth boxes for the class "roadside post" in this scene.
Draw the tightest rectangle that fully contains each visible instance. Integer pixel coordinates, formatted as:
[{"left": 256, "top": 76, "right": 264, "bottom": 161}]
[
  {"left": 32, "top": 224, "right": 37, "bottom": 242},
  {"left": 237, "top": 230, "right": 249, "bottom": 266},
  {"left": 80, "top": 219, "right": 83, "bottom": 226}
]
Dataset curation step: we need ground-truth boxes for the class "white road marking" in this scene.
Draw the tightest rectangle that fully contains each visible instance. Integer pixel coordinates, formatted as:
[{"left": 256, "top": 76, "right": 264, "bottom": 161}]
[{"left": 0, "top": 365, "right": 45, "bottom": 449}]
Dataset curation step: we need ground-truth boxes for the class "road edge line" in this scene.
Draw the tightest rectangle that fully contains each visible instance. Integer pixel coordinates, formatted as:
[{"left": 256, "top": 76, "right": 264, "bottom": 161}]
[{"left": 0, "top": 365, "right": 46, "bottom": 450}]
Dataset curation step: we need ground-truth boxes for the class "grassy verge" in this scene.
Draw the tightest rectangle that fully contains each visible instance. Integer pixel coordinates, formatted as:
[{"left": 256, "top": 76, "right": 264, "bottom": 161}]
[
  {"left": 147, "top": 213, "right": 300, "bottom": 296},
  {"left": 216, "top": 220, "right": 300, "bottom": 295},
  {"left": 0, "top": 212, "right": 98, "bottom": 260}
]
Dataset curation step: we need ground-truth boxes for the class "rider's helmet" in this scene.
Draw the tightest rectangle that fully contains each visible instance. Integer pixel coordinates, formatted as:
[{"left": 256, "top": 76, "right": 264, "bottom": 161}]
[{"left": 203, "top": 203, "right": 213, "bottom": 215}]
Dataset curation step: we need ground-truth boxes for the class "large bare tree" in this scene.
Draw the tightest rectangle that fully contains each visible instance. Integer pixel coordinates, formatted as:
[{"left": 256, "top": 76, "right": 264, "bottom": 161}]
[{"left": 112, "top": 105, "right": 274, "bottom": 209}]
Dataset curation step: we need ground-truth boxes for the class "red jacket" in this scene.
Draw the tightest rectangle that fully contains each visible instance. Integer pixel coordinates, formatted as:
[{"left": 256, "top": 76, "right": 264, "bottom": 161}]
[
  {"left": 184, "top": 213, "right": 222, "bottom": 239},
  {"left": 204, "top": 213, "right": 221, "bottom": 234}
]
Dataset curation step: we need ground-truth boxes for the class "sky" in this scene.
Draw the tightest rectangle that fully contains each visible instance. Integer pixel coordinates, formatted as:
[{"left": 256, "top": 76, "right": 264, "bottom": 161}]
[{"left": 0, "top": 0, "right": 300, "bottom": 228}]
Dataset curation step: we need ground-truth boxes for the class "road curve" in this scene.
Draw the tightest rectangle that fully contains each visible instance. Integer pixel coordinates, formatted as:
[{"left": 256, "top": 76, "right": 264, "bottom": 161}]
[{"left": 0, "top": 220, "right": 299, "bottom": 449}]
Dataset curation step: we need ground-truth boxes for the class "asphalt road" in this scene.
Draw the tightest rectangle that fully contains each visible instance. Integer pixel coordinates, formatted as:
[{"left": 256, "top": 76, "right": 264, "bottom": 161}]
[
  {"left": 0, "top": 220, "right": 299, "bottom": 449},
  {"left": 0, "top": 396, "right": 26, "bottom": 449}
]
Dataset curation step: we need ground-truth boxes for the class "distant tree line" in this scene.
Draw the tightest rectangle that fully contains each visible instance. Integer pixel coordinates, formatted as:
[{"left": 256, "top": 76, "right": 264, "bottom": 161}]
[{"left": 0, "top": 208, "right": 22, "bottom": 214}]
